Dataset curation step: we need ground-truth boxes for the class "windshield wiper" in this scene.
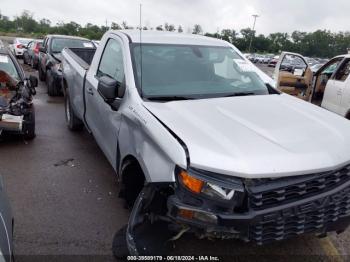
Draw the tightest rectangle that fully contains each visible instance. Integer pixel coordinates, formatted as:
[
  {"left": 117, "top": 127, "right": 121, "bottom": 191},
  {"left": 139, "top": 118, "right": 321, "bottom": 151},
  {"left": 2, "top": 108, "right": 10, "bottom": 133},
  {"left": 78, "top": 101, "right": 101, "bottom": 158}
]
[
  {"left": 146, "top": 96, "right": 194, "bottom": 101},
  {"left": 224, "top": 92, "right": 255, "bottom": 97}
]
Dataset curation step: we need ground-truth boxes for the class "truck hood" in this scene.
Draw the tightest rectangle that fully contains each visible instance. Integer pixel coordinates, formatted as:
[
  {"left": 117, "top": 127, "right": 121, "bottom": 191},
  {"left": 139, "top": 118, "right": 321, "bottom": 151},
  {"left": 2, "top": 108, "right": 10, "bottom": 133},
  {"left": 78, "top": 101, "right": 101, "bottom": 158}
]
[{"left": 144, "top": 94, "right": 350, "bottom": 179}]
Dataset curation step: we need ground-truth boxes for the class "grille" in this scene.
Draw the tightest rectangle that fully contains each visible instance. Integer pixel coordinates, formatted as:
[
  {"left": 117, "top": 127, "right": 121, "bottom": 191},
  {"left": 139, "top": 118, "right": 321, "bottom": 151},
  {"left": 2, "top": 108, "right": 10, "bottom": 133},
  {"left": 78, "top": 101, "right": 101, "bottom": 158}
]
[
  {"left": 249, "top": 189, "right": 350, "bottom": 245},
  {"left": 247, "top": 165, "right": 350, "bottom": 210}
]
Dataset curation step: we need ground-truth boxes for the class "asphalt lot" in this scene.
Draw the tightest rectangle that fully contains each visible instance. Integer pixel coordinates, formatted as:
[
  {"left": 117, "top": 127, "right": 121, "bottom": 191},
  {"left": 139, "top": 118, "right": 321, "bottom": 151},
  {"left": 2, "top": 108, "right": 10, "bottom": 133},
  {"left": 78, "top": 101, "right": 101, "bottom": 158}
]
[{"left": 0, "top": 58, "right": 349, "bottom": 261}]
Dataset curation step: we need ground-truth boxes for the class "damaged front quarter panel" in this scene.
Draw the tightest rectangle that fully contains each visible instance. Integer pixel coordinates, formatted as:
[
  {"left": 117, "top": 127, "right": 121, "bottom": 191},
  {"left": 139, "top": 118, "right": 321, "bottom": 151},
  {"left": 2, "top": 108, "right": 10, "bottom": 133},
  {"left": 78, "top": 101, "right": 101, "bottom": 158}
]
[{"left": 0, "top": 69, "right": 36, "bottom": 136}]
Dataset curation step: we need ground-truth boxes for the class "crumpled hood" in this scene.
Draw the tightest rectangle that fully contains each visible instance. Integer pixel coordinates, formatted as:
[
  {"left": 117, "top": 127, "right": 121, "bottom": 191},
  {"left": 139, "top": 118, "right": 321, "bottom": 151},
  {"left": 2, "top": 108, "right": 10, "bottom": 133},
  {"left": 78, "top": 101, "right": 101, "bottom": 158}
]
[{"left": 144, "top": 94, "right": 350, "bottom": 178}]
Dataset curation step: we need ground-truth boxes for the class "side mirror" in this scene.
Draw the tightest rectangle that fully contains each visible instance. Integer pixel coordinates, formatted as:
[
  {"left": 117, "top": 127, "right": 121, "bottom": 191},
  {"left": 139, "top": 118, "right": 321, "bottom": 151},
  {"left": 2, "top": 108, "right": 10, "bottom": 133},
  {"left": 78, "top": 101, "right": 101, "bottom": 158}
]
[
  {"left": 98, "top": 76, "right": 118, "bottom": 101},
  {"left": 29, "top": 75, "right": 38, "bottom": 88},
  {"left": 97, "top": 76, "right": 124, "bottom": 110},
  {"left": 39, "top": 47, "right": 46, "bottom": 53}
]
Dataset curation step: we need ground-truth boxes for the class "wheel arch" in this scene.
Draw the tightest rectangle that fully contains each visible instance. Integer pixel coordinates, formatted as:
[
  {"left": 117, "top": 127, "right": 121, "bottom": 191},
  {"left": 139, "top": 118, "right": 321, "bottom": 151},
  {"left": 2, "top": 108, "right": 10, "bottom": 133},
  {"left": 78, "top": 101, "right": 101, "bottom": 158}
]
[{"left": 345, "top": 110, "right": 350, "bottom": 120}]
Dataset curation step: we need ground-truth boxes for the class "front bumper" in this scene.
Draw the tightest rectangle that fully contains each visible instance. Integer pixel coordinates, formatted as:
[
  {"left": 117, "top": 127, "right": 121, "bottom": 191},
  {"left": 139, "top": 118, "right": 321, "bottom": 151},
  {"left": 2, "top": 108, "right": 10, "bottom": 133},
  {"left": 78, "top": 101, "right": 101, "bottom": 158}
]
[{"left": 168, "top": 169, "right": 350, "bottom": 245}]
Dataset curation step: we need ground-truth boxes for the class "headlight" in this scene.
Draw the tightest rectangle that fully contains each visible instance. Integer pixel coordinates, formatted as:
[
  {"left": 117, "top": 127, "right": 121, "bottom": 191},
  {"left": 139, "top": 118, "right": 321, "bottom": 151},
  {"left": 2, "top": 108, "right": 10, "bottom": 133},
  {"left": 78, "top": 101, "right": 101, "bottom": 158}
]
[{"left": 177, "top": 168, "right": 244, "bottom": 201}]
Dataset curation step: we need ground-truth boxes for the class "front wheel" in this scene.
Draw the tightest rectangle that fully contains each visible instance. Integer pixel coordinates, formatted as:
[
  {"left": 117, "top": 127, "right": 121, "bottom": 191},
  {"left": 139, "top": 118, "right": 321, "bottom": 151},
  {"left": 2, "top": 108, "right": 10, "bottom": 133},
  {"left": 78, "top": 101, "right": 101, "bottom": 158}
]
[
  {"left": 30, "top": 57, "right": 35, "bottom": 69},
  {"left": 65, "top": 91, "right": 83, "bottom": 131},
  {"left": 23, "top": 53, "right": 28, "bottom": 64},
  {"left": 38, "top": 65, "right": 45, "bottom": 81},
  {"left": 23, "top": 107, "right": 36, "bottom": 140},
  {"left": 46, "top": 69, "right": 59, "bottom": 96}
]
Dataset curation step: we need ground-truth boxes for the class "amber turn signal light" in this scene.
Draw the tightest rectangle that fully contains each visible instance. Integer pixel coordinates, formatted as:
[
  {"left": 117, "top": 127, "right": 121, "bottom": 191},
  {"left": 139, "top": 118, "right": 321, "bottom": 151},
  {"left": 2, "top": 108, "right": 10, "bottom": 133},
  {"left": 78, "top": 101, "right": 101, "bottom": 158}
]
[
  {"left": 179, "top": 170, "right": 204, "bottom": 194},
  {"left": 178, "top": 208, "right": 194, "bottom": 219}
]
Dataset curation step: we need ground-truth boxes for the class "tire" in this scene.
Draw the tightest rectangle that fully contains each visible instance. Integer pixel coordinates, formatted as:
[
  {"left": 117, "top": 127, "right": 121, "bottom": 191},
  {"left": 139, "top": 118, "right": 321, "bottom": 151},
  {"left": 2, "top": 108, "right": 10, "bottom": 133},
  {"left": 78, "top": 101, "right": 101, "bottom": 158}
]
[
  {"left": 23, "top": 53, "right": 28, "bottom": 65},
  {"left": 121, "top": 161, "right": 145, "bottom": 208},
  {"left": 23, "top": 107, "right": 36, "bottom": 140},
  {"left": 38, "top": 65, "right": 45, "bottom": 81},
  {"left": 65, "top": 91, "right": 83, "bottom": 131},
  {"left": 30, "top": 57, "right": 34, "bottom": 69},
  {"left": 112, "top": 225, "right": 129, "bottom": 259},
  {"left": 46, "top": 69, "right": 59, "bottom": 96}
]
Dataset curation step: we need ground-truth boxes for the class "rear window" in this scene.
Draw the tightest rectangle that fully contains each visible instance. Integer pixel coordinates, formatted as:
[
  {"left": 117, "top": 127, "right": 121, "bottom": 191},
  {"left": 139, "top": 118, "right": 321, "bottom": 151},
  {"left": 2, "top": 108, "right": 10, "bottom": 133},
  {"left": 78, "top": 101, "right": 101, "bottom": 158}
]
[{"left": 51, "top": 38, "right": 94, "bottom": 53}]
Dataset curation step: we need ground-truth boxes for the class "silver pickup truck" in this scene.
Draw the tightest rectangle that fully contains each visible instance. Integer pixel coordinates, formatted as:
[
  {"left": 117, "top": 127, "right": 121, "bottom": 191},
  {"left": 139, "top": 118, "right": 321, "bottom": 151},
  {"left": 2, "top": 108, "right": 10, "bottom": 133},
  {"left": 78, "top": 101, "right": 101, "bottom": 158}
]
[{"left": 62, "top": 30, "right": 350, "bottom": 256}]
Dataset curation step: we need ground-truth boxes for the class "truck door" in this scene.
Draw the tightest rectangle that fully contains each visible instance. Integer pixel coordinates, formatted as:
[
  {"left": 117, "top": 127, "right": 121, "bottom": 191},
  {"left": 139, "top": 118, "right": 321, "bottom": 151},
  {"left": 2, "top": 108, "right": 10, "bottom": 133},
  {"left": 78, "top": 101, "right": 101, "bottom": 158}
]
[
  {"left": 274, "top": 52, "right": 313, "bottom": 101},
  {"left": 326, "top": 58, "right": 350, "bottom": 116},
  {"left": 310, "top": 57, "right": 344, "bottom": 106},
  {"left": 84, "top": 37, "right": 125, "bottom": 169}
]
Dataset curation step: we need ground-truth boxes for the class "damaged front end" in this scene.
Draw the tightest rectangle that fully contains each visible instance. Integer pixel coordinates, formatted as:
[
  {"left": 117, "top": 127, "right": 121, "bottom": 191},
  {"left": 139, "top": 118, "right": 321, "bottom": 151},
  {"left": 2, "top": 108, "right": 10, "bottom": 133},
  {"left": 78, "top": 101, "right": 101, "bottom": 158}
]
[
  {"left": 0, "top": 70, "right": 37, "bottom": 137},
  {"left": 125, "top": 184, "right": 175, "bottom": 256},
  {"left": 119, "top": 165, "right": 350, "bottom": 256}
]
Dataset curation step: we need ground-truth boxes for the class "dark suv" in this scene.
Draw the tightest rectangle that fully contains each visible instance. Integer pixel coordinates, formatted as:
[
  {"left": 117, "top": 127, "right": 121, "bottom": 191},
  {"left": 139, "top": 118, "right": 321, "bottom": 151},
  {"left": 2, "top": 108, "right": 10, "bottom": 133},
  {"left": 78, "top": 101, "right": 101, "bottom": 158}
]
[{"left": 38, "top": 35, "right": 94, "bottom": 96}]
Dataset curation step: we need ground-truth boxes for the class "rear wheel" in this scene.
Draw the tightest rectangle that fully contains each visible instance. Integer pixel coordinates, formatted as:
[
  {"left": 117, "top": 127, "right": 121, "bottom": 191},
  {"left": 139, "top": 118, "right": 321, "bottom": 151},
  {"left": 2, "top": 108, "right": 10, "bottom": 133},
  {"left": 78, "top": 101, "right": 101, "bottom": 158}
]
[
  {"left": 23, "top": 53, "right": 29, "bottom": 64},
  {"left": 23, "top": 107, "right": 36, "bottom": 140},
  {"left": 65, "top": 91, "right": 83, "bottom": 131}
]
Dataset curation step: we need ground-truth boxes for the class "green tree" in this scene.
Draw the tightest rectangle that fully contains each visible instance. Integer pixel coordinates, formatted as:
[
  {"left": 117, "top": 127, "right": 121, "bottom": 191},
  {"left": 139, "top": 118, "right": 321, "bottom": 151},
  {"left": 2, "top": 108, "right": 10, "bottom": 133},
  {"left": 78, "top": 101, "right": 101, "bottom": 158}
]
[
  {"left": 111, "top": 22, "right": 122, "bottom": 30},
  {"left": 192, "top": 24, "right": 202, "bottom": 34}
]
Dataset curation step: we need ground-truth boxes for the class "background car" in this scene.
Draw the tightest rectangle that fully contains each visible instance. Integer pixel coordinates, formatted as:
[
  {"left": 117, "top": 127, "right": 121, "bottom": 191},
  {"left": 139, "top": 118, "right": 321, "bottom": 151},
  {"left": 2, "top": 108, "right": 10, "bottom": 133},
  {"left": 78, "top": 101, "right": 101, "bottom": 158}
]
[
  {"left": 9, "top": 38, "right": 33, "bottom": 58},
  {"left": 92, "top": 40, "right": 100, "bottom": 47},
  {"left": 268, "top": 55, "right": 280, "bottom": 67},
  {"left": 38, "top": 34, "right": 95, "bottom": 96},
  {"left": 23, "top": 40, "right": 43, "bottom": 69},
  {"left": 0, "top": 48, "right": 37, "bottom": 139}
]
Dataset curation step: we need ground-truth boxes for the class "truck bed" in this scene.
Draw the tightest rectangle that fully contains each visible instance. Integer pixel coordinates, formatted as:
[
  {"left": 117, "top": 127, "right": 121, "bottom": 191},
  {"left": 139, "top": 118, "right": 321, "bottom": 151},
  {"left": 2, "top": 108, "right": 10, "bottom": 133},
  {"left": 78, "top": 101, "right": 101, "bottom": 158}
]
[
  {"left": 63, "top": 47, "right": 96, "bottom": 70},
  {"left": 62, "top": 47, "right": 96, "bottom": 124}
]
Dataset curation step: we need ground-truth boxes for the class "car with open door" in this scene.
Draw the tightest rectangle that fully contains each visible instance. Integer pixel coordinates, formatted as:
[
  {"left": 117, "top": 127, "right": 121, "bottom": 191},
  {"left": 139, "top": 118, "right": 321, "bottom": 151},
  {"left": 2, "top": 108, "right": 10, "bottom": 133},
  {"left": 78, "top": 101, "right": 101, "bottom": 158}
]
[
  {"left": 0, "top": 48, "right": 37, "bottom": 139},
  {"left": 273, "top": 52, "right": 313, "bottom": 101},
  {"left": 274, "top": 52, "right": 350, "bottom": 119}
]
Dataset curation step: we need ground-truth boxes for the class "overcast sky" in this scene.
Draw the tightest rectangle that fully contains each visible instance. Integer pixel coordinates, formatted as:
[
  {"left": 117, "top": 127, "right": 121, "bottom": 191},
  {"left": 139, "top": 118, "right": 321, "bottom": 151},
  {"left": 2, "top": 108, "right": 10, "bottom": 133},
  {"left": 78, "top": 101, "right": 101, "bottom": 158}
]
[{"left": 1, "top": 0, "right": 350, "bottom": 35}]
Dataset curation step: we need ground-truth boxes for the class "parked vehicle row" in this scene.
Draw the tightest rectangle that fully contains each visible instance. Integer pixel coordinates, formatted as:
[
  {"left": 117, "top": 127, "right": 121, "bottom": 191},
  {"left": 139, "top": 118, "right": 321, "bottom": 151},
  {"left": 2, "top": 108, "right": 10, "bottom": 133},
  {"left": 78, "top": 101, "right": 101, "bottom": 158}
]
[
  {"left": 61, "top": 30, "right": 350, "bottom": 257},
  {"left": 9, "top": 38, "right": 33, "bottom": 58},
  {"left": 38, "top": 35, "right": 95, "bottom": 96},
  {"left": 0, "top": 46, "right": 39, "bottom": 262}
]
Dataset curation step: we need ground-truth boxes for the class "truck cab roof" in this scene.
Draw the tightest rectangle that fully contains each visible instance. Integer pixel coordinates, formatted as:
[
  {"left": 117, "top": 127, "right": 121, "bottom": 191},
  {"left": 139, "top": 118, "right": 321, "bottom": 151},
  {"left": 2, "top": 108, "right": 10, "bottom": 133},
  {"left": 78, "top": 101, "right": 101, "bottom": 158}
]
[{"left": 117, "top": 30, "right": 229, "bottom": 46}]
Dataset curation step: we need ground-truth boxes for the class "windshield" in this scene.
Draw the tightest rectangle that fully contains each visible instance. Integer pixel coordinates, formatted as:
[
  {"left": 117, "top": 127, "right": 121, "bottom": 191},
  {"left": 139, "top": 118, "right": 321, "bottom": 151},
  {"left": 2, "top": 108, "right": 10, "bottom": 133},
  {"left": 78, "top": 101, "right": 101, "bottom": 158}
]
[
  {"left": 131, "top": 44, "right": 269, "bottom": 99},
  {"left": 51, "top": 38, "right": 94, "bottom": 53},
  {"left": 0, "top": 54, "right": 20, "bottom": 81}
]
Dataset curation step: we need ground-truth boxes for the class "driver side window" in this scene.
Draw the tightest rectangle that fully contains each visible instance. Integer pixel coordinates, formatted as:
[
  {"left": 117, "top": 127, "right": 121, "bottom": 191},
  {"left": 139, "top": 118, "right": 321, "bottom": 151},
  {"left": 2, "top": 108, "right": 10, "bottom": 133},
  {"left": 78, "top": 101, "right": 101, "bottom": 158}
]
[{"left": 97, "top": 38, "right": 124, "bottom": 84}]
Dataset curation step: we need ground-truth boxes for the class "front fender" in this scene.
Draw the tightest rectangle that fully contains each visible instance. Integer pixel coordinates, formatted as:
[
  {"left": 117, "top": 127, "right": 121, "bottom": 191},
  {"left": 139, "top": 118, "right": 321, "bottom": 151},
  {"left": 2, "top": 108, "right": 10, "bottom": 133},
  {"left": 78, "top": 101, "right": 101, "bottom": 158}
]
[{"left": 118, "top": 102, "right": 187, "bottom": 183}]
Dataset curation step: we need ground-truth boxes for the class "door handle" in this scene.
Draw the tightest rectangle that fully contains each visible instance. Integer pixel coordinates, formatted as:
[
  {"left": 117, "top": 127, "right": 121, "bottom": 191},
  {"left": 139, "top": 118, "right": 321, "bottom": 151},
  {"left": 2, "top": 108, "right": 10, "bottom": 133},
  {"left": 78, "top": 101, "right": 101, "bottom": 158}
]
[{"left": 87, "top": 88, "right": 94, "bottom": 95}]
